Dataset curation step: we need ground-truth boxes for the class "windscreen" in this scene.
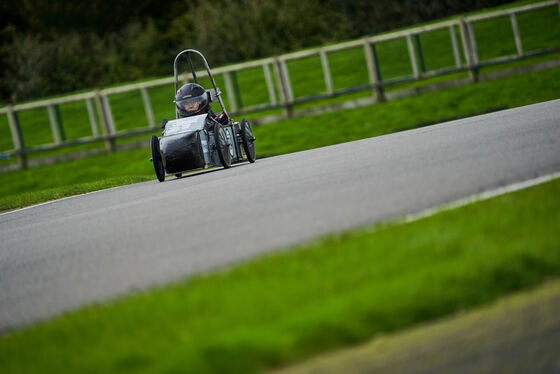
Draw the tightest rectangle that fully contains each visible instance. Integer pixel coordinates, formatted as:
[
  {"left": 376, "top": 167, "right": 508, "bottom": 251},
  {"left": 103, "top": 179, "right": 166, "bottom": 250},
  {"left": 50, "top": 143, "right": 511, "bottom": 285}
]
[{"left": 164, "top": 114, "right": 207, "bottom": 136}]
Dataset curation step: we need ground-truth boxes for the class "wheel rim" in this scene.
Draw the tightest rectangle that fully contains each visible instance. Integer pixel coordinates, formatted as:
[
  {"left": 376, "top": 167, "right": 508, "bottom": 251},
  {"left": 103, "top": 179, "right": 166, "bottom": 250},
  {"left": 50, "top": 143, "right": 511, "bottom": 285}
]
[
  {"left": 214, "top": 123, "right": 231, "bottom": 168},
  {"left": 219, "top": 127, "right": 231, "bottom": 165}
]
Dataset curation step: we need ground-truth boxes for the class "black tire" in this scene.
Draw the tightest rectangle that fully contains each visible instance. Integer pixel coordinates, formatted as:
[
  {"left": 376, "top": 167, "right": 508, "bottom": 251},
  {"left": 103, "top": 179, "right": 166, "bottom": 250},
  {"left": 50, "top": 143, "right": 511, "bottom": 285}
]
[
  {"left": 240, "top": 118, "right": 256, "bottom": 163},
  {"left": 213, "top": 121, "right": 232, "bottom": 168},
  {"left": 150, "top": 135, "right": 165, "bottom": 182},
  {"left": 175, "top": 173, "right": 182, "bottom": 178}
]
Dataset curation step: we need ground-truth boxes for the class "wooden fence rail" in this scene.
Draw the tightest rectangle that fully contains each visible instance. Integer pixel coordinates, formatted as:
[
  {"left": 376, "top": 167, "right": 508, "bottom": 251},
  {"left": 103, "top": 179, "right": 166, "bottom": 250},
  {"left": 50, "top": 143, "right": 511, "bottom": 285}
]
[{"left": 1, "top": 0, "right": 559, "bottom": 169}]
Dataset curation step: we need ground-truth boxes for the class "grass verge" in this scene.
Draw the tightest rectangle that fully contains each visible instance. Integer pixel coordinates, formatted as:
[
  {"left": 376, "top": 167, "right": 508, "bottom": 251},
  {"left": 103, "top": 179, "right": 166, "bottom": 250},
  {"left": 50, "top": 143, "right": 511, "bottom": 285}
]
[
  {"left": 1, "top": 176, "right": 559, "bottom": 373},
  {"left": 275, "top": 279, "right": 560, "bottom": 374},
  {"left": 1, "top": 66, "right": 559, "bottom": 212},
  {"left": 0, "top": 176, "right": 151, "bottom": 212}
]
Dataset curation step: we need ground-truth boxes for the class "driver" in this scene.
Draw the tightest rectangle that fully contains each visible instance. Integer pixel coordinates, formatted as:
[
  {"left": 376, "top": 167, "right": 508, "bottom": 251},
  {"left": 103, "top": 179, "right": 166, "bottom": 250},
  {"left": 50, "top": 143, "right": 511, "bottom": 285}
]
[
  {"left": 174, "top": 83, "right": 230, "bottom": 125},
  {"left": 174, "top": 83, "right": 210, "bottom": 118}
]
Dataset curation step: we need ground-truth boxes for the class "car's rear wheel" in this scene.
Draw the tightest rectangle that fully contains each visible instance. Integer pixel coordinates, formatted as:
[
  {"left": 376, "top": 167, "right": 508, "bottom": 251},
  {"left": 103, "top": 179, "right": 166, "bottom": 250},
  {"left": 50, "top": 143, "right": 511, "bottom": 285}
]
[
  {"left": 213, "top": 121, "right": 232, "bottom": 168},
  {"left": 240, "top": 118, "right": 256, "bottom": 163},
  {"left": 151, "top": 136, "right": 165, "bottom": 182}
]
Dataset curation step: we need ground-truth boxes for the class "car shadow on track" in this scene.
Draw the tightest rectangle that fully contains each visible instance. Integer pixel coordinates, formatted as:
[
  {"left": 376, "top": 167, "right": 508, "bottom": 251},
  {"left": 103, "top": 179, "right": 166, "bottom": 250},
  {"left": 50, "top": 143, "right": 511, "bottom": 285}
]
[{"left": 166, "top": 162, "right": 252, "bottom": 182}]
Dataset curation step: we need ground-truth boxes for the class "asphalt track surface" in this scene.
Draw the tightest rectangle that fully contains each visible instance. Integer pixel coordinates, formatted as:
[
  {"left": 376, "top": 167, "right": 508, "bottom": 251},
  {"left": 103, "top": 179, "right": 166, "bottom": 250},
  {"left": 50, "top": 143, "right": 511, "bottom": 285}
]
[{"left": 1, "top": 100, "right": 559, "bottom": 331}]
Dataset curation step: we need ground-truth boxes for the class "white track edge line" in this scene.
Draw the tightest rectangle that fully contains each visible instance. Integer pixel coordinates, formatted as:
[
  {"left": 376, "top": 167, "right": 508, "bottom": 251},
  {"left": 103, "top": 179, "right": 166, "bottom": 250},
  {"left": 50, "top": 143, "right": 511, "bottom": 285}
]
[{"left": 397, "top": 171, "right": 560, "bottom": 225}]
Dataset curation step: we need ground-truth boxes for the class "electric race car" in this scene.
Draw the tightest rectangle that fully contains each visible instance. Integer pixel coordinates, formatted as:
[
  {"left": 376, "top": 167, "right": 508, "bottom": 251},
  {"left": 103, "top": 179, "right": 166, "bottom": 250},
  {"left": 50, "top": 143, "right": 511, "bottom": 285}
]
[{"left": 150, "top": 49, "right": 256, "bottom": 182}]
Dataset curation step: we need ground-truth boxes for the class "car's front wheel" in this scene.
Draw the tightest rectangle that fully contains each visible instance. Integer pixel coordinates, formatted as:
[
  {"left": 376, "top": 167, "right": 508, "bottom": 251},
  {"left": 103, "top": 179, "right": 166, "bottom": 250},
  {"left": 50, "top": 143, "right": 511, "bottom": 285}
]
[
  {"left": 150, "top": 136, "right": 165, "bottom": 182},
  {"left": 240, "top": 118, "right": 256, "bottom": 163}
]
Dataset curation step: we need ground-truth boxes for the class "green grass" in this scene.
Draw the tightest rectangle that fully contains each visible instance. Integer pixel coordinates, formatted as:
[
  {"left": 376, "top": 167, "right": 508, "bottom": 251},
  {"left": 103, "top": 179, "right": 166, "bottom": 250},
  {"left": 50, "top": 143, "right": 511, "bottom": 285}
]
[
  {"left": 1, "top": 174, "right": 559, "bottom": 374},
  {"left": 0, "top": 176, "right": 151, "bottom": 211},
  {"left": 1, "top": 66, "right": 559, "bottom": 212},
  {"left": 277, "top": 279, "right": 560, "bottom": 373},
  {"left": 0, "top": 0, "right": 558, "bottom": 157}
]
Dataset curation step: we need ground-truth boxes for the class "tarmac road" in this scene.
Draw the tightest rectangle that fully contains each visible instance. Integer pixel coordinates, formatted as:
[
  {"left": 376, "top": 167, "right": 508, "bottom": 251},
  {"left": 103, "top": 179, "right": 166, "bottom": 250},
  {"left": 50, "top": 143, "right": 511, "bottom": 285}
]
[{"left": 1, "top": 100, "right": 559, "bottom": 331}]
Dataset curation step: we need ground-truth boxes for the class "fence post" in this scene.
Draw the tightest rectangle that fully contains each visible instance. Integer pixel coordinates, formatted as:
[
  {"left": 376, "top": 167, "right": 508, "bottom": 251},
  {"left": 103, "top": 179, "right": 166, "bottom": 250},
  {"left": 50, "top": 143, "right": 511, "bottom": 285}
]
[
  {"left": 467, "top": 22, "right": 479, "bottom": 64},
  {"left": 273, "top": 57, "right": 293, "bottom": 117},
  {"left": 510, "top": 13, "right": 524, "bottom": 57},
  {"left": 280, "top": 60, "right": 294, "bottom": 102},
  {"left": 223, "top": 72, "right": 238, "bottom": 113},
  {"left": 459, "top": 17, "right": 479, "bottom": 83},
  {"left": 363, "top": 38, "right": 385, "bottom": 102},
  {"left": 47, "top": 105, "right": 62, "bottom": 144},
  {"left": 102, "top": 94, "right": 116, "bottom": 134},
  {"left": 263, "top": 63, "right": 277, "bottom": 105},
  {"left": 406, "top": 34, "right": 420, "bottom": 78},
  {"left": 86, "top": 98, "right": 99, "bottom": 137},
  {"left": 6, "top": 105, "right": 26, "bottom": 169},
  {"left": 140, "top": 87, "right": 156, "bottom": 128},
  {"left": 449, "top": 24, "right": 462, "bottom": 68},
  {"left": 319, "top": 50, "right": 334, "bottom": 94},
  {"left": 272, "top": 58, "right": 285, "bottom": 104},
  {"left": 94, "top": 90, "right": 115, "bottom": 152}
]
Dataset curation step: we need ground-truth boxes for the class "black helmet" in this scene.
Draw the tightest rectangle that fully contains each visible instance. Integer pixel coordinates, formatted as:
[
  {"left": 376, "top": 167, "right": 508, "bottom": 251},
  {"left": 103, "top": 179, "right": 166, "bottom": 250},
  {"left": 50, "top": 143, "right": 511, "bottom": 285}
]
[{"left": 174, "top": 83, "right": 209, "bottom": 117}]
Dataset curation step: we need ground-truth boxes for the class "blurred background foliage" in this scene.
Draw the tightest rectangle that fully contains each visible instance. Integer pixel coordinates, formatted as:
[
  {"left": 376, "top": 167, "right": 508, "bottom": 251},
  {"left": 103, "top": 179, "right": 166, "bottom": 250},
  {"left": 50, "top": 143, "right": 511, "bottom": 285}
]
[{"left": 0, "top": 0, "right": 514, "bottom": 103}]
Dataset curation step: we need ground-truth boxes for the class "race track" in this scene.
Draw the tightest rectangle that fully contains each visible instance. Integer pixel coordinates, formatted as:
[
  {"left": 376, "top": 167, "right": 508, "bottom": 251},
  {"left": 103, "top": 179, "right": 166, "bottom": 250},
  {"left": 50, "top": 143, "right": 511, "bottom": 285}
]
[{"left": 1, "top": 100, "right": 559, "bottom": 331}]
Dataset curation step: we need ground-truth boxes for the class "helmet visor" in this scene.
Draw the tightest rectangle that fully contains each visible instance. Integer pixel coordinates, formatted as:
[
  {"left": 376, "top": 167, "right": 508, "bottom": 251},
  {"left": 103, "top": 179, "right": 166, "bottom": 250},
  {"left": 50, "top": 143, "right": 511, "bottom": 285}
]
[{"left": 175, "top": 94, "right": 207, "bottom": 114}]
